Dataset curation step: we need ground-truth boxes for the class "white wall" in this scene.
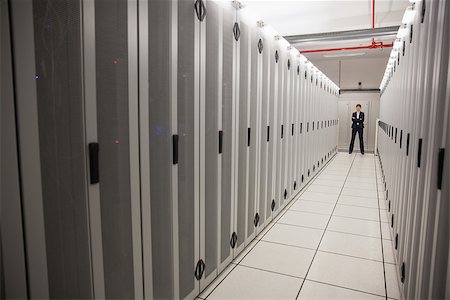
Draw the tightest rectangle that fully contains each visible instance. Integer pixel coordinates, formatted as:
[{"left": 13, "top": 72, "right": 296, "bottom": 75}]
[
  {"left": 337, "top": 92, "right": 380, "bottom": 153},
  {"left": 313, "top": 57, "right": 388, "bottom": 89}
]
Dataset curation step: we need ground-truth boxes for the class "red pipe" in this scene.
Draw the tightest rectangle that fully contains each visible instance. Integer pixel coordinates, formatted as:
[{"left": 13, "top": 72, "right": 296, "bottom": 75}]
[{"left": 300, "top": 41, "right": 393, "bottom": 54}]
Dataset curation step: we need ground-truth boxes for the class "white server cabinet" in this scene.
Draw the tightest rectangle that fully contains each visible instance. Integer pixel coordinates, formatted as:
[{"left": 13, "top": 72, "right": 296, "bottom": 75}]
[
  {"left": 257, "top": 22, "right": 272, "bottom": 230},
  {"left": 8, "top": 0, "right": 143, "bottom": 298},
  {"left": 378, "top": 0, "right": 449, "bottom": 298},
  {"left": 5, "top": 0, "right": 340, "bottom": 298}
]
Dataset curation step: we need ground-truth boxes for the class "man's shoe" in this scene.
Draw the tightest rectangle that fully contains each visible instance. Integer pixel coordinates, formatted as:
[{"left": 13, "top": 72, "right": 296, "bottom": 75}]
[{"left": 361, "top": 152, "right": 365, "bottom": 155}]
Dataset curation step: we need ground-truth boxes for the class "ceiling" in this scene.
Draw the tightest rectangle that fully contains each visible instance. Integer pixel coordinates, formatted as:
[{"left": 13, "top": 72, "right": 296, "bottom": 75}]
[
  {"left": 241, "top": 0, "right": 411, "bottom": 88},
  {"left": 240, "top": 0, "right": 410, "bottom": 87},
  {"left": 240, "top": 0, "right": 409, "bottom": 36}
]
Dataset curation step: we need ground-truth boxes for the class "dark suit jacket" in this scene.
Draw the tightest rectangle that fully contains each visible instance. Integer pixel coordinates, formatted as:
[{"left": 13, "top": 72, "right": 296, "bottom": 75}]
[{"left": 351, "top": 111, "right": 365, "bottom": 129}]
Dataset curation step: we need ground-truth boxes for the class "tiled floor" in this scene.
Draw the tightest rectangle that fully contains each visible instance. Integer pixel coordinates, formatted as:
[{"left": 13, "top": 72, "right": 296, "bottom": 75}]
[{"left": 198, "top": 153, "right": 401, "bottom": 300}]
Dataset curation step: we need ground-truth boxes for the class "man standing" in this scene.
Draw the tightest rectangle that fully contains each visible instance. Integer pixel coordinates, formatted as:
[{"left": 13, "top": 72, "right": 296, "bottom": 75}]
[{"left": 349, "top": 104, "right": 365, "bottom": 154}]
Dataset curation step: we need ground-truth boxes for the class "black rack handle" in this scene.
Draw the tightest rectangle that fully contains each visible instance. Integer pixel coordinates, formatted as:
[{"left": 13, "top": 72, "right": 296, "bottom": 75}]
[
  {"left": 89, "top": 143, "right": 99, "bottom": 184},
  {"left": 173, "top": 135, "right": 179, "bottom": 164}
]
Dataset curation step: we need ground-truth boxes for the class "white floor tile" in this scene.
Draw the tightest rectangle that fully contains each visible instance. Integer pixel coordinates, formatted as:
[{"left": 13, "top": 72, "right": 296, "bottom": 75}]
[
  {"left": 262, "top": 223, "right": 323, "bottom": 249},
  {"left": 307, "top": 251, "right": 385, "bottom": 297},
  {"left": 328, "top": 216, "right": 381, "bottom": 238},
  {"left": 319, "top": 231, "right": 382, "bottom": 262},
  {"left": 333, "top": 204, "right": 380, "bottom": 222},
  {"left": 290, "top": 200, "right": 335, "bottom": 215},
  {"left": 317, "top": 174, "right": 348, "bottom": 182},
  {"left": 199, "top": 263, "right": 236, "bottom": 298},
  {"left": 255, "top": 222, "right": 275, "bottom": 240},
  {"left": 298, "top": 280, "right": 385, "bottom": 300},
  {"left": 300, "top": 191, "right": 339, "bottom": 203},
  {"left": 233, "top": 239, "right": 259, "bottom": 264},
  {"left": 206, "top": 265, "right": 301, "bottom": 300},
  {"left": 344, "top": 182, "right": 377, "bottom": 191},
  {"left": 278, "top": 210, "right": 330, "bottom": 230},
  {"left": 384, "top": 263, "right": 402, "bottom": 300},
  {"left": 345, "top": 177, "right": 376, "bottom": 184},
  {"left": 341, "top": 187, "right": 379, "bottom": 199},
  {"left": 338, "top": 195, "right": 379, "bottom": 208},
  {"left": 313, "top": 179, "right": 344, "bottom": 187},
  {"left": 307, "top": 184, "right": 342, "bottom": 194},
  {"left": 240, "top": 241, "right": 315, "bottom": 278}
]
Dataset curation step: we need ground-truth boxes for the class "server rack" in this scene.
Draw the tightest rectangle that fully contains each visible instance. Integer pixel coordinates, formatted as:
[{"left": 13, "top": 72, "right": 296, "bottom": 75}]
[
  {"left": 378, "top": 0, "right": 449, "bottom": 298},
  {"left": 3, "top": 0, "right": 340, "bottom": 299}
]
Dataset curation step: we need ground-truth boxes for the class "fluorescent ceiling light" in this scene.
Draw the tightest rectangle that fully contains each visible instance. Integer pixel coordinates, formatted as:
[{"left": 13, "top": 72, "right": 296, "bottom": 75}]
[{"left": 323, "top": 52, "right": 366, "bottom": 58}]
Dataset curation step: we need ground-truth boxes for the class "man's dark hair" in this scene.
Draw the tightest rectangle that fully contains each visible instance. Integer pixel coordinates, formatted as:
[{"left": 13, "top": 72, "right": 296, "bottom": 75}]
[{"left": 356, "top": 104, "right": 362, "bottom": 108}]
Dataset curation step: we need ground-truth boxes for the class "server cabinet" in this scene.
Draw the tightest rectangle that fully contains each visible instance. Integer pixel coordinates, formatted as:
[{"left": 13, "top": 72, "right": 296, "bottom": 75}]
[
  {"left": 201, "top": 0, "right": 221, "bottom": 288},
  {"left": 245, "top": 18, "right": 260, "bottom": 244},
  {"left": 257, "top": 23, "right": 271, "bottom": 230},
  {"left": 378, "top": 1, "right": 449, "bottom": 299},
  {"left": 8, "top": 0, "right": 142, "bottom": 298},
  {"left": 144, "top": 0, "right": 200, "bottom": 298},
  {"left": 1, "top": 1, "right": 28, "bottom": 296},
  {"left": 267, "top": 32, "right": 280, "bottom": 218},
  {"left": 235, "top": 3, "right": 250, "bottom": 255},
  {"left": 218, "top": 0, "right": 238, "bottom": 268}
]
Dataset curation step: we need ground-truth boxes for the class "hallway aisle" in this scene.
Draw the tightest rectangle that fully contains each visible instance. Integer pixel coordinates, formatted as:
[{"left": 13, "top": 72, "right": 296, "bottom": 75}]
[{"left": 198, "top": 153, "right": 401, "bottom": 300}]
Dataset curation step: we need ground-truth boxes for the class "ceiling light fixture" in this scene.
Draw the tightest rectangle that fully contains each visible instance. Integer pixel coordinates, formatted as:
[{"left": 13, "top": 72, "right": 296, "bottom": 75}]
[{"left": 323, "top": 52, "right": 366, "bottom": 58}]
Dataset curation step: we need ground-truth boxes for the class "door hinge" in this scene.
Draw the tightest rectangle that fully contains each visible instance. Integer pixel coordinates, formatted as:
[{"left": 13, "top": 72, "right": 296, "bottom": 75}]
[
  {"left": 253, "top": 213, "right": 260, "bottom": 227},
  {"left": 421, "top": 0, "right": 426, "bottom": 23},
  {"left": 437, "top": 148, "right": 445, "bottom": 190},
  {"left": 281, "top": 125, "right": 284, "bottom": 139},
  {"left": 301, "top": 174, "right": 304, "bottom": 182},
  {"left": 247, "top": 128, "right": 251, "bottom": 146},
  {"left": 284, "top": 189, "right": 287, "bottom": 199},
  {"left": 194, "top": 259, "right": 205, "bottom": 281},
  {"left": 230, "top": 232, "right": 238, "bottom": 249},
  {"left": 293, "top": 181, "right": 297, "bottom": 190},
  {"left": 271, "top": 200, "right": 275, "bottom": 211},
  {"left": 275, "top": 50, "right": 279, "bottom": 63},
  {"left": 233, "top": 22, "right": 240, "bottom": 41},
  {"left": 257, "top": 38, "right": 263, "bottom": 54},
  {"left": 291, "top": 123, "right": 294, "bottom": 136},
  {"left": 391, "top": 214, "right": 394, "bottom": 228},
  {"left": 194, "top": 0, "right": 206, "bottom": 21},
  {"left": 399, "top": 130, "right": 403, "bottom": 148},
  {"left": 267, "top": 126, "right": 270, "bottom": 142}
]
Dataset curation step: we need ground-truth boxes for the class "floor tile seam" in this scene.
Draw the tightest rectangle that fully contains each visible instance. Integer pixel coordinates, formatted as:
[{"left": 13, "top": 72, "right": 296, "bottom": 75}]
[
  {"left": 295, "top": 154, "right": 357, "bottom": 299},
  {"left": 304, "top": 278, "right": 387, "bottom": 298},
  {"left": 373, "top": 155, "right": 389, "bottom": 300}
]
